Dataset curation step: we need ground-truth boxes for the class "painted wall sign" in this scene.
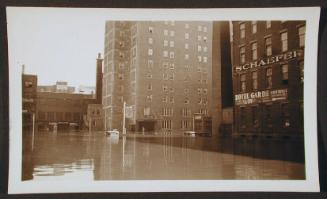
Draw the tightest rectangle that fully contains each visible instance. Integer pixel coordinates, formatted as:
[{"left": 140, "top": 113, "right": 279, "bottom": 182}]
[
  {"left": 235, "top": 50, "right": 304, "bottom": 72},
  {"left": 235, "top": 89, "right": 288, "bottom": 106}
]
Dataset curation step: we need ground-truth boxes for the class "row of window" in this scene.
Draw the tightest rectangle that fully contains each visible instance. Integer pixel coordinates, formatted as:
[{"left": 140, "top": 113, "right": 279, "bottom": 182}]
[
  {"left": 145, "top": 95, "right": 208, "bottom": 105},
  {"left": 239, "top": 103, "right": 290, "bottom": 128},
  {"left": 38, "top": 111, "right": 81, "bottom": 121},
  {"left": 239, "top": 25, "right": 305, "bottom": 63},
  {"left": 143, "top": 107, "right": 208, "bottom": 118},
  {"left": 148, "top": 27, "right": 208, "bottom": 41},
  {"left": 239, "top": 61, "right": 303, "bottom": 92}
]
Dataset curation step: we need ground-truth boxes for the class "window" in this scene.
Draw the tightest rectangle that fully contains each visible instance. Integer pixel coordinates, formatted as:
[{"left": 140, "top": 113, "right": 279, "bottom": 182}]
[
  {"left": 185, "top": 43, "right": 189, "bottom": 49},
  {"left": 119, "top": 41, "right": 124, "bottom": 47},
  {"left": 148, "top": 60, "right": 153, "bottom": 68},
  {"left": 169, "top": 52, "right": 175, "bottom": 59},
  {"left": 185, "top": 23, "right": 189, "bottom": 29},
  {"left": 203, "top": 26, "right": 207, "bottom": 32},
  {"left": 281, "top": 32, "right": 288, "bottom": 52},
  {"left": 298, "top": 25, "right": 306, "bottom": 47},
  {"left": 147, "top": 84, "right": 152, "bottom": 90},
  {"left": 240, "top": 74, "right": 246, "bottom": 92},
  {"left": 203, "top": 46, "right": 207, "bottom": 52},
  {"left": 198, "top": 56, "right": 202, "bottom": 62},
  {"left": 266, "top": 21, "right": 271, "bottom": 29},
  {"left": 252, "top": 106, "right": 259, "bottom": 127},
  {"left": 203, "top": 57, "right": 208, "bottom": 63},
  {"left": 203, "top": 88, "right": 208, "bottom": 94},
  {"left": 144, "top": 107, "right": 151, "bottom": 116},
  {"left": 170, "top": 63, "right": 175, "bottom": 69},
  {"left": 148, "top": 27, "right": 153, "bottom": 33},
  {"left": 169, "top": 41, "right": 174, "bottom": 47},
  {"left": 169, "top": 87, "right": 174, "bottom": 92},
  {"left": 198, "top": 25, "right": 202, "bottom": 31},
  {"left": 163, "top": 73, "right": 168, "bottom": 80},
  {"left": 163, "top": 85, "right": 168, "bottom": 92},
  {"left": 170, "top": 97, "right": 174, "bottom": 103},
  {"left": 148, "top": 38, "right": 153, "bottom": 44},
  {"left": 163, "top": 62, "right": 169, "bottom": 69},
  {"left": 146, "top": 73, "right": 152, "bottom": 79},
  {"left": 169, "top": 73, "right": 174, "bottom": 80},
  {"left": 170, "top": 30, "right": 175, "bottom": 37},
  {"left": 197, "top": 35, "right": 202, "bottom": 41},
  {"left": 203, "top": 36, "right": 207, "bottom": 42},
  {"left": 162, "top": 108, "right": 173, "bottom": 117},
  {"left": 252, "top": 71, "right": 258, "bottom": 90},
  {"left": 162, "top": 119, "right": 172, "bottom": 129},
  {"left": 118, "top": 73, "right": 124, "bottom": 80},
  {"left": 185, "top": 54, "right": 189, "bottom": 60},
  {"left": 146, "top": 95, "right": 152, "bottom": 102},
  {"left": 251, "top": 21, "right": 257, "bottom": 34},
  {"left": 251, "top": 42, "right": 258, "bottom": 60},
  {"left": 197, "top": 88, "right": 202, "bottom": 95},
  {"left": 171, "top": 21, "right": 175, "bottom": 26},
  {"left": 148, "top": 49, "right": 153, "bottom": 56},
  {"left": 281, "top": 64, "right": 288, "bottom": 84},
  {"left": 265, "top": 37, "right": 272, "bottom": 56},
  {"left": 240, "top": 46, "right": 246, "bottom": 63},
  {"left": 185, "top": 33, "right": 189, "bottom": 39},
  {"left": 163, "top": 51, "right": 168, "bottom": 57},
  {"left": 162, "top": 96, "right": 168, "bottom": 103},
  {"left": 240, "top": 23, "right": 246, "bottom": 39},
  {"left": 198, "top": 45, "right": 202, "bottom": 52},
  {"left": 184, "top": 98, "right": 190, "bottom": 104},
  {"left": 266, "top": 68, "right": 272, "bottom": 88},
  {"left": 182, "top": 108, "right": 191, "bottom": 117},
  {"left": 164, "top": 29, "right": 168, "bottom": 36},
  {"left": 181, "top": 120, "right": 189, "bottom": 129},
  {"left": 24, "top": 81, "right": 33, "bottom": 88},
  {"left": 281, "top": 103, "right": 290, "bottom": 127},
  {"left": 164, "top": 40, "right": 168, "bottom": 46}
]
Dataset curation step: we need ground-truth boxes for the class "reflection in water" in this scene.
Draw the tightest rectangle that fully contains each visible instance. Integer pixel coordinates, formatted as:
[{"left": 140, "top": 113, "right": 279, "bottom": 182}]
[{"left": 22, "top": 131, "right": 305, "bottom": 181}]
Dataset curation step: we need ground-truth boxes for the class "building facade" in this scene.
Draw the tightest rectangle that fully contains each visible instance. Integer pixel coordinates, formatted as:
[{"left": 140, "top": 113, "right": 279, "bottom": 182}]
[
  {"left": 232, "top": 21, "right": 305, "bottom": 137},
  {"left": 103, "top": 21, "right": 213, "bottom": 132},
  {"left": 22, "top": 74, "right": 38, "bottom": 131}
]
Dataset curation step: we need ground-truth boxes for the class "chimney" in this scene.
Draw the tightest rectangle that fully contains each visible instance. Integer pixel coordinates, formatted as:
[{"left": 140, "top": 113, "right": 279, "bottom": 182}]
[
  {"left": 22, "top": 64, "right": 25, "bottom": 75},
  {"left": 96, "top": 53, "right": 103, "bottom": 104}
]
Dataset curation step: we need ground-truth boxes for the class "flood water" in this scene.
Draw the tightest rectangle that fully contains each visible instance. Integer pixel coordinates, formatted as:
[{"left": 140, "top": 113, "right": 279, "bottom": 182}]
[{"left": 22, "top": 131, "right": 305, "bottom": 181}]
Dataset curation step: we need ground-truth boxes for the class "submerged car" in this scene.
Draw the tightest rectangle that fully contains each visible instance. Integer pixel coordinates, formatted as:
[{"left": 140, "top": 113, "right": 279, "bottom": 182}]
[{"left": 105, "top": 129, "right": 120, "bottom": 136}]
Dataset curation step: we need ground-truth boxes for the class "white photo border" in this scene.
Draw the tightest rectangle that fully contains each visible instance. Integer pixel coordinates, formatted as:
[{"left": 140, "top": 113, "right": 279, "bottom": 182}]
[{"left": 6, "top": 7, "right": 320, "bottom": 193}]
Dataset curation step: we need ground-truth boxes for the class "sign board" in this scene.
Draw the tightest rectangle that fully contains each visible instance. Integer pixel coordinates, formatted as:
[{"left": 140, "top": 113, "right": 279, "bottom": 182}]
[
  {"left": 234, "top": 50, "right": 304, "bottom": 73},
  {"left": 125, "top": 106, "right": 133, "bottom": 119},
  {"left": 234, "top": 89, "right": 288, "bottom": 106}
]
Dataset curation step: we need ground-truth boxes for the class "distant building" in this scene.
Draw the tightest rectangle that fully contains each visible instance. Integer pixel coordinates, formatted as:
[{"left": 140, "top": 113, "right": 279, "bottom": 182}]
[
  {"left": 38, "top": 81, "right": 75, "bottom": 93},
  {"left": 22, "top": 74, "right": 37, "bottom": 131},
  {"left": 103, "top": 21, "right": 213, "bottom": 132},
  {"left": 231, "top": 21, "right": 305, "bottom": 137},
  {"left": 36, "top": 92, "right": 94, "bottom": 131},
  {"left": 34, "top": 54, "right": 104, "bottom": 131}
]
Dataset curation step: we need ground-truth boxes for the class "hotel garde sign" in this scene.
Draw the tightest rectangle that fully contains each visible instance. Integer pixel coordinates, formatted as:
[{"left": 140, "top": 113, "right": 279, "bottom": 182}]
[{"left": 234, "top": 49, "right": 304, "bottom": 72}]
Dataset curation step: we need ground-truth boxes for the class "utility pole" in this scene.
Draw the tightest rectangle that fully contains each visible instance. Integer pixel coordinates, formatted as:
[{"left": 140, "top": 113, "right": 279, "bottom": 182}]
[{"left": 122, "top": 101, "right": 126, "bottom": 134}]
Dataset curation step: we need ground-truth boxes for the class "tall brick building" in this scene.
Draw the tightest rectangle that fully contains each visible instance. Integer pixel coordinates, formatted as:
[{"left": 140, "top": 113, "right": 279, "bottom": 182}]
[
  {"left": 103, "top": 21, "right": 213, "bottom": 132},
  {"left": 231, "top": 21, "right": 305, "bottom": 137}
]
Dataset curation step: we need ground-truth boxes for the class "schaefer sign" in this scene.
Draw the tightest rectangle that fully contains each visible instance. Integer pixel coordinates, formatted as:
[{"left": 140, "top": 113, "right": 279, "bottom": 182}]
[
  {"left": 235, "top": 89, "right": 288, "bottom": 106},
  {"left": 235, "top": 50, "right": 304, "bottom": 73}
]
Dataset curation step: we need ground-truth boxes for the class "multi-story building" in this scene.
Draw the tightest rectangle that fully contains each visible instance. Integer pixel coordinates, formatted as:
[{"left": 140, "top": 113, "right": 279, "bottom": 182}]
[
  {"left": 231, "top": 21, "right": 305, "bottom": 137},
  {"left": 103, "top": 21, "right": 213, "bottom": 132},
  {"left": 22, "top": 73, "right": 37, "bottom": 131}
]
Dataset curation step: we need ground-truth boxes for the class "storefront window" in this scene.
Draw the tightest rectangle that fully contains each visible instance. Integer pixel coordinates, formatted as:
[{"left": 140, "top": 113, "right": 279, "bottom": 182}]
[{"left": 266, "top": 68, "right": 272, "bottom": 88}]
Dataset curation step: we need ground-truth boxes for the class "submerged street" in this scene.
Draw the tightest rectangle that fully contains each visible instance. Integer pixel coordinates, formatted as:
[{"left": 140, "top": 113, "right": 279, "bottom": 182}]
[{"left": 22, "top": 131, "right": 305, "bottom": 181}]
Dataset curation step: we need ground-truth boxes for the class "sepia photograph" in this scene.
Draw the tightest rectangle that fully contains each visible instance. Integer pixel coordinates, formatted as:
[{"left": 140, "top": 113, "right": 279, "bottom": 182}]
[{"left": 7, "top": 7, "right": 320, "bottom": 193}]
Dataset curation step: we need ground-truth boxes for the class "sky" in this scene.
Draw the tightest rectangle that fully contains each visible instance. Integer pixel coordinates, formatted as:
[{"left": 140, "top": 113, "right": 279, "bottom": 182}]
[{"left": 7, "top": 8, "right": 108, "bottom": 88}]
